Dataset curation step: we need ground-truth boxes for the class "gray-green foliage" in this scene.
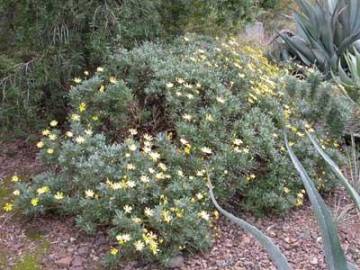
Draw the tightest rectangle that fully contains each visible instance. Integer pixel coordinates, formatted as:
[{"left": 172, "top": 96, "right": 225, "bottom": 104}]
[
  {"left": 9, "top": 36, "right": 352, "bottom": 266},
  {"left": 278, "top": 0, "right": 360, "bottom": 75}
]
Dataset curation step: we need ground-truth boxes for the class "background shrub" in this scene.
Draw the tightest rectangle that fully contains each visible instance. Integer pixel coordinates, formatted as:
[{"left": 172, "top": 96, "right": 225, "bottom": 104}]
[{"left": 0, "top": 0, "right": 278, "bottom": 137}]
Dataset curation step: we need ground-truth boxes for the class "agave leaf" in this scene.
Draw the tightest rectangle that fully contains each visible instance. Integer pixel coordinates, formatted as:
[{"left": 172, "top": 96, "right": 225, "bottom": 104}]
[
  {"left": 280, "top": 34, "right": 314, "bottom": 66},
  {"left": 338, "top": 30, "right": 360, "bottom": 56},
  {"left": 207, "top": 177, "right": 292, "bottom": 270},
  {"left": 306, "top": 130, "right": 360, "bottom": 210},
  {"left": 285, "top": 134, "right": 349, "bottom": 270},
  {"left": 338, "top": 62, "right": 354, "bottom": 86}
]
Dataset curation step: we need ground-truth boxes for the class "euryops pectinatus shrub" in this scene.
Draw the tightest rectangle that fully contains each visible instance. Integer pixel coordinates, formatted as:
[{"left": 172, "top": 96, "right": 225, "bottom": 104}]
[{"left": 6, "top": 35, "right": 352, "bottom": 266}]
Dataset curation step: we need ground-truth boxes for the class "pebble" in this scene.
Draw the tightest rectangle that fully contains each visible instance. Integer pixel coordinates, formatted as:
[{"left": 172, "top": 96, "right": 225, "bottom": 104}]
[
  {"left": 168, "top": 255, "right": 184, "bottom": 268},
  {"left": 55, "top": 256, "right": 72, "bottom": 267}
]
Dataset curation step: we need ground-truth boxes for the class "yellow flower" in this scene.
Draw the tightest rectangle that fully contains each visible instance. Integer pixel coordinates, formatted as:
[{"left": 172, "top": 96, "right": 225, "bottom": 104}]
[
  {"left": 75, "top": 136, "right": 85, "bottom": 144},
  {"left": 295, "top": 198, "right": 303, "bottom": 207},
  {"left": 47, "top": 148, "right": 54, "bottom": 154},
  {"left": 283, "top": 187, "right": 290, "bottom": 194},
  {"left": 128, "top": 180, "right": 136, "bottom": 188},
  {"left": 73, "top": 77, "right": 82, "bottom": 84},
  {"left": 116, "top": 234, "right": 131, "bottom": 244},
  {"left": 198, "top": 211, "right": 210, "bottom": 221},
  {"left": 85, "top": 129, "right": 93, "bottom": 136},
  {"left": 132, "top": 217, "right": 142, "bottom": 224},
  {"left": 180, "top": 138, "right": 189, "bottom": 145},
  {"left": 126, "top": 163, "right": 136, "bottom": 170},
  {"left": 36, "top": 186, "right": 50, "bottom": 195},
  {"left": 184, "top": 145, "right": 191, "bottom": 155},
  {"left": 205, "top": 114, "right": 214, "bottom": 122},
  {"left": 50, "top": 120, "right": 58, "bottom": 127},
  {"left": 196, "top": 193, "right": 204, "bottom": 200},
  {"left": 200, "top": 147, "right": 212, "bottom": 155},
  {"left": 99, "top": 85, "right": 105, "bottom": 92},
  {"left": 110, "top": 182, "right": 121, "bottom": 190},
  {"left": 149, "top": 152, "right": 160, "bottom": 161},
  {"left": 96, "top": 67, "right": 104, "bottom": 72},
  {"left": 71, "top": 114, "right": 80, "bottom": 121},
  {"left": 65, "top": 131, "right": 73, "bottom": 138},
  {"left": 31, "top": 198, "right": 39, "bottom": 206},
  {"left": 84, "top": 70, "right": 89, "bottom": 76},
  {"left": 13, "top": 190, "right": 20, "bottom": 196},
  {"left": 166, "top": 82, "right": 174, "bottom": 88},
  {"left": 182, "top": 114, "right": 192, "bottom": 121},
  {"left": 123, "top": 205, "right": 133, "bottom": 214},
  {"left": 54, "top": 192, "right": 64, "bottom": 200},
  {"left": 176, "top": 78, "right": 185, "bottom": 84},
  {"left": 129, "top": 129, "right": 138, "bottom": 136},
  {"left": 233, "top": 138, "right": 243, "bottom": 146},
  {"left": 3, "top": 203, "right": 13, "bottom": 212},
  {"left": 128, "top": 144, "right": 137, "bottom": 152},
  {"left": 36, "top": 141, "right": 44, "bottom": 148},
  {"left": 110, "top": 247, "right": 118, "bottom": 255},
  {"left": 42, "top": 129, "right": 50, "bottom": 136},
  {"left": 134, "top": 240, "right": 145, "bottom": 251},
  {"left": 213, "top": 210, "right": 219, "bottom": 220},
  {"left": 49, "top": 134, "right": 57, "bottom": 141},
  {"left": 158, "top": 163, "right": 167, "bottom": 171},
  {"left": 161, "top": 210, "right": 172, "bottom": 223},
  {"left": 79, "top": 102, "right": 87, "bottom": 112},
  {"left": 143, "top": 134, "right": 153, "bottom": 141},
  {"left": 11, "top": 175, "right": 19, "bottom": 182},
  {"left": 144, "top": 207, "right": 154, "bottom": 217},
  {"left": 140, "top": 175, "right": 150, "bottom": 183},
  {"left": 216, "top": 96, "right": 225, "bottom": 104},
  {"left": 296, "top": 132, "right": 305, "bottom": 137},
  {"left": 149, "top": 242, "right": 159, "bottom": 255},
  {"left": 85, "top": 190, "right": 94, "bottom": 198},
  {"left": 109, "top": 76, "right": 118, "bottom": 84}
]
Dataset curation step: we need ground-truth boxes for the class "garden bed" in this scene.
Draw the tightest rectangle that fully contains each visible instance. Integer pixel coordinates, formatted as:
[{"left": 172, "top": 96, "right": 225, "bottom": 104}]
[{"left": 1, "top": 140, "right": 359, "bottom": 269}]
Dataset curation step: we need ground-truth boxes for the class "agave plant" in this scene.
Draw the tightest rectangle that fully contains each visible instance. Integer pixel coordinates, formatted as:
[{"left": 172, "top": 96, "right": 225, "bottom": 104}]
[
  {"left": 279, "top": 0, "right": 360, "bottom": 75},
  {"left": 207, "top": 131, "right": 360, "bottom": 269},
  {"left": 335, "top": 49, "right": 360, "bottom": 102}
]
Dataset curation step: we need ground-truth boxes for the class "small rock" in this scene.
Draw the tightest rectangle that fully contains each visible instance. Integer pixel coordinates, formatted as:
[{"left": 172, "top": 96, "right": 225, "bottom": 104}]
[
  {"left": 310, "top": 257, "right": 318, "bottom": 265},
  {"left": 168, "top": 255, "right": 184, "bottom": 268},
  {"left": 72, "top": 255, "right": 83, "bottom": 267},
  {"left": 55, "top": 256, "right": 72, "bottom": 267},
  {"left": 78, "top": 246, "right": 89, "bottom": 255}
]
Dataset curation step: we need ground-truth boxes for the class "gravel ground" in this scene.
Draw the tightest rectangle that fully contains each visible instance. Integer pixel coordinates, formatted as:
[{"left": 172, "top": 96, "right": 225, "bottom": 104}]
[{"left": 1, "top": 140, "right": 359, "bottom": 270}]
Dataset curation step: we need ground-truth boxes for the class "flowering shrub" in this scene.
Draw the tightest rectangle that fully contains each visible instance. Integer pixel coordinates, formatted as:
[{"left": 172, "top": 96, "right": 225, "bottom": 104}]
[{"left": 6, "top": 35, "right": 351, "bottom": 265}]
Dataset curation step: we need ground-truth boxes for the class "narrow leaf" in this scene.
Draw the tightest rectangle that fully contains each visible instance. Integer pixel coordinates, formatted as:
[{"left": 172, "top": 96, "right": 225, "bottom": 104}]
[
  {"left": 285, "top": 133, "right": 349, "bottom": 270},
  {"left": 207, "top": 176, "right": 292, "bottom": 270},
  {"left": 306, "top": 130, "right": 360, "bottom": 210}
]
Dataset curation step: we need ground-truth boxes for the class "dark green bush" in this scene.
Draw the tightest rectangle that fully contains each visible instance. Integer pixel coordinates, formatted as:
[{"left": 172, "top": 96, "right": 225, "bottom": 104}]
[{"left": 1, "top": 0, "right": 279, "bottom": 137}]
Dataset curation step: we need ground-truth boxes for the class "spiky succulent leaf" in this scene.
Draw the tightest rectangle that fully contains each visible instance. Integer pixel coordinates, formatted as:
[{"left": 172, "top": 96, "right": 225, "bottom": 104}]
[
  {"left": 280, "top": 0, "right": 360, "bottom": 74},
  {"left": 285, "top": 134, "right": 350, "bottom": 270},
  {"left": 306, "top": 130, "right": 360, "bottom": 210},
  {"left": 207, "top": 177, "right": 292, "bottom": 270}
]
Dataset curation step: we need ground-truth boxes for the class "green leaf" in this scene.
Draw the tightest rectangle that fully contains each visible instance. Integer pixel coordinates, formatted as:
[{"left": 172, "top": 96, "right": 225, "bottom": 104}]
[
  {"left": 207, "top": 176, "right": 292, "bottom": 270},
  {"left": 285, "top": 133, "right": 349, "bottom": 270},
  {"left": 306, "top": 130, "right": 360, "bottom": 210}
]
